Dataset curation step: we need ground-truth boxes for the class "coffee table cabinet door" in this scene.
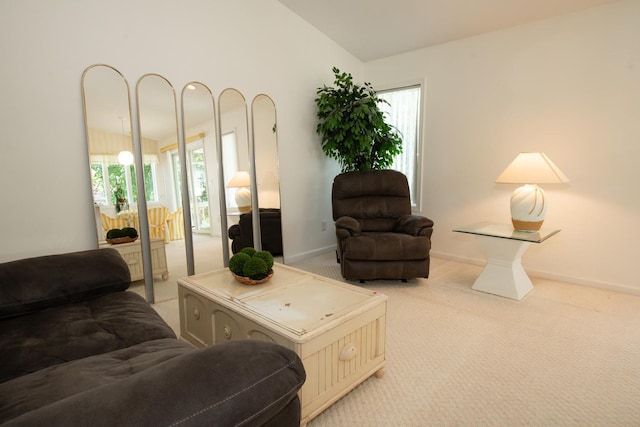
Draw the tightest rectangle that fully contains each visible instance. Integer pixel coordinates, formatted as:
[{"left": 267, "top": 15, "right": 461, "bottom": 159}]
[
  {"left": 179, "top": 291, "right": 212, "bottom": 347},
  {"left": 212, "top": 308, "right": 242, "bottom": 343}
]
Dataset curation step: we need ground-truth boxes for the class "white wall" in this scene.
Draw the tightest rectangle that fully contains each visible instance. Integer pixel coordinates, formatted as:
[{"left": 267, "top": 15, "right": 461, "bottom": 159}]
[
  {"left": 365, "top": 0, "right": 640, "bottom": 292},
  {"left": 3, "top": 0, "right": 636, "bottom": 294},
  {"left": 0, "top": 0, "right": 358, "bottom": 262}
]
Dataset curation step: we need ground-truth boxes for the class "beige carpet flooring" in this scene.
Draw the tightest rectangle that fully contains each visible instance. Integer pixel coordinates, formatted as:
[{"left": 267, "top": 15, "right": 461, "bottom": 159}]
[{"left": 147, "top": 244, "right": 640, "bottom": 426}]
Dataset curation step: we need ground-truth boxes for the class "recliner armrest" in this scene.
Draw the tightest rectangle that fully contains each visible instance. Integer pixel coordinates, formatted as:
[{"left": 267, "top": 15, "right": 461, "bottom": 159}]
[
  {"left": 335, "top": 216, "right": 361, "bottom": 237},
  {"left": 394, "top": 215, "right": 435, "bottom": 237},
  {"left": 228, "top": 224, "right": 241, "bottom": 239}
]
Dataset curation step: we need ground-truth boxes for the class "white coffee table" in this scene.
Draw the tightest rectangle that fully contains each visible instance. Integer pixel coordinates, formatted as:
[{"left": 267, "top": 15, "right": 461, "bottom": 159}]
[
  {"left": 177, "top": 263, "right": 387, "bottom": 425},
  {"left": 99, "top": 237, "right": 168, "bottom": 281},
  {"left": 453, "top": 222, "right": 560, "bottom": 300}
]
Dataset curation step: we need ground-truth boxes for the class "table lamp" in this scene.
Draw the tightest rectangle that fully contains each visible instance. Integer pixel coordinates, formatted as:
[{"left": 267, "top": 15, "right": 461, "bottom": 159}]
[
  {"left": 495, "top": 152, "right": 569, "bottom": 232},
  {"left": 226, "top": 171, "right": 251, "bottom": 213}
]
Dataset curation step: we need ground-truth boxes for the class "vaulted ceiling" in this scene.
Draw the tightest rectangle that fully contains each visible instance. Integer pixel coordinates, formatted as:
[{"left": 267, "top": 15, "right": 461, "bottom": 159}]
[{"left": 277, "top": 0, "right": 619, "bottom": 61}]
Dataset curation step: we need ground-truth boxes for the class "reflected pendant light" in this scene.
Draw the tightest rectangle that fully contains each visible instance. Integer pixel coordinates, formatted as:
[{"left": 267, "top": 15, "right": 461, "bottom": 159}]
[{"left": 117, "top": 116, "right": 134, "bottom": 166}]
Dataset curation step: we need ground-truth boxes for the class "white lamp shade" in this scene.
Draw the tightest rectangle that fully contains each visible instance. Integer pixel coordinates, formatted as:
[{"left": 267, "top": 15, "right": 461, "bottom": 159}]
[
  {"left": 495, "top": 152, "right": 569, "bottom": 184},
  {"left": 226, "top": 171, "right": 251, "bottom": 188}
]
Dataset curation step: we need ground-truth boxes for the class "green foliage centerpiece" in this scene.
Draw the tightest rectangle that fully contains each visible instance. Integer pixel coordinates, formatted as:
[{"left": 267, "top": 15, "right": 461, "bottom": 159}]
[
  {"left": 229, "top": 248, "right": 275, "bottom": 285},
  {"left": 106, "top": 227, "right": 138, "bottom": 244},
  {"left": 315, "top": 67, "right": 403, "bottom": 172}
]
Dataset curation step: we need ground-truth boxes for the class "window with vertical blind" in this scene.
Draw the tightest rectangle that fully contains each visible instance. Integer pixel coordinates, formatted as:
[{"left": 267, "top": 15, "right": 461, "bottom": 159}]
[{"left": 378, "top": 85, "right": 422, "bottom": 209}]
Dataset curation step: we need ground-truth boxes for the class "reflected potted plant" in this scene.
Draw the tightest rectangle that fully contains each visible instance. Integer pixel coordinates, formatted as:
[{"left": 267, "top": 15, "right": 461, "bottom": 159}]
[
  {"left": 315, "top": 67, "right": 403, "bottom": 172},
  {"left": 113, "top": 183, "right": 127, "bottom": 213}
]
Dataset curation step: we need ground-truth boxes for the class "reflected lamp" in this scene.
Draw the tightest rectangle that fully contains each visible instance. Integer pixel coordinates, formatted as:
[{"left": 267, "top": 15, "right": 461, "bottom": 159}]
[
  {"left": 495, "top": 152, "right": 569, "bottom": 232},
  {"left": 226, "top": 171, "right": 251, "bottom": 213},
  {"left": 117, "top": 150, "right": 134, "bottom": 166}
]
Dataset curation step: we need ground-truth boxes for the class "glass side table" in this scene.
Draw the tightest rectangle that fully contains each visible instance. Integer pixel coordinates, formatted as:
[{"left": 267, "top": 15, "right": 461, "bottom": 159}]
[{"left": 453, "top": 222, "right": 560, "bottom": 300}]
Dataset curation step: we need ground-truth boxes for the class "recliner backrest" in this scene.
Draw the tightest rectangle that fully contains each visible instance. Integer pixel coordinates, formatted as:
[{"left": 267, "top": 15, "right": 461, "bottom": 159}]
[
  {"left": 236, "top": 208, "right": 283, "bottom": 255},
  {"left": 332, "top": 170, "right": 411, "bottom": 232}
]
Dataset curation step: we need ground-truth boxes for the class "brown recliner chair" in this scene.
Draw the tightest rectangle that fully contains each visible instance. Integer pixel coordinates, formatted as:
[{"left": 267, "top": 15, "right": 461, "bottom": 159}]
[{"left": 332, "top": 169, "right": 434, "bottom": 281}]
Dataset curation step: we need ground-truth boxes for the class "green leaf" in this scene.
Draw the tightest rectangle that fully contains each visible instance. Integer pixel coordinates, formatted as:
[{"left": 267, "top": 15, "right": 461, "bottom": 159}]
[{"left": 314, "top": 67, "right": 403, "bottom": 172}]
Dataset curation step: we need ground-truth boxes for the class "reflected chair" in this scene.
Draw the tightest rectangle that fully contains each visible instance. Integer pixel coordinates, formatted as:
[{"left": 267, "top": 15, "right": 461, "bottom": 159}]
[
  {"left": 167, "top": 207, "right": 185, "bottom": 241},
  {"left": 100, "top": 213, "right": 128, "bottom": 239},
  {"left": 228, "top": 208, "right": 283, "bottom": 256},
  {"left": 332, "top": 169, "right": 434, "bottom": 281},
  {"left": 147, "top": 207, "right": 170, "bottom": 243}
]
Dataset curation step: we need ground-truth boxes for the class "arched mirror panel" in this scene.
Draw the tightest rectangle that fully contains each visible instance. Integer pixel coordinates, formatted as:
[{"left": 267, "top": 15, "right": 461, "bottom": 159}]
[
  {"left": 81, "top": 64, "right": 134, "bottom": 244},
  {"left": 136, "top": 74, "right": 182, "bottom": 302},
  {"left": 251, "top": 94, "right": 284, "bottom": 262},
  {"left": 218, "top": 88, "right": 250, "bottom": 265},
  {"left": 181, "top": 82, "right": 224, "bottom": 274}
]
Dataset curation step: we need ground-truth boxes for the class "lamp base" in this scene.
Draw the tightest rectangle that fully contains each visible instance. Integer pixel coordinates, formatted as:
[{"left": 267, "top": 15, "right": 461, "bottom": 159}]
[
  {"left": 510, "top": 184, "right": 546, "bottom": 232},
  {"left": 511, "top": 218, "right": 543, "bottom": 232},
  {"left": 235, "top": 188, "right": 251, "bottom": 213}
]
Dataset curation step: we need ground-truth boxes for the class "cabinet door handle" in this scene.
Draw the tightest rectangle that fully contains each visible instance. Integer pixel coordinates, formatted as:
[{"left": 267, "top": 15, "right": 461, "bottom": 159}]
[
  {"left": 339, "top": 343, "right": 357, "bottom": 361},
  {"left": 192, "top": 307, "right": 200, "bottom": 320}
]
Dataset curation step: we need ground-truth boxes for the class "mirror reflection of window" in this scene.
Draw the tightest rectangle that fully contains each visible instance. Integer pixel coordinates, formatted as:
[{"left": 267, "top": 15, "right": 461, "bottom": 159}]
[
  {"left": 87, "top": 125, "right": 160, "bottom": 208},
  {"left": 222, "top": 131, "right": 239, "bottom": 209},
  {"left": 186, "top": 142, "right": 210, "bottom": 233},
  {"left": 171, "top": 152, "right": 182, "bottom": 209},
  {"left": 89, "top": 161, "right": 159, "bottom": 207},
  {"left": 181, "top": 81, "right": 221, "bottom": 273},
  {"left": 87, "top": 127, "right": 143, "bottom": 209}
]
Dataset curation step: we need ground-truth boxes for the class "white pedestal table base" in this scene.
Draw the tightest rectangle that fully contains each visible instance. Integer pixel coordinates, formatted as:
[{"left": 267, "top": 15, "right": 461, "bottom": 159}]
[{"left": 472, "top": 236, "right": 533, "bottom": 300}]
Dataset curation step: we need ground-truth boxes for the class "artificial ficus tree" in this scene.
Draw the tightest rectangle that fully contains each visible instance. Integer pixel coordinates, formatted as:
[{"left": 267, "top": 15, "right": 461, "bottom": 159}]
[{"left": 315, "top": 67, "right": 403, "bottom": 172}]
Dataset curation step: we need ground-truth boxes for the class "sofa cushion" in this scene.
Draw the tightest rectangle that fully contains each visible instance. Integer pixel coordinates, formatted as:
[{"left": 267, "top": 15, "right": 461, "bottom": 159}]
[
  {"left": 0, "top": 291, "right": 175, "bottom": 384},
  {"left": 0, "top": 338, "right": 192, "bottom": 423},
  {"left": 0, "top": 249, "right": 130, "bottom": 320},
  {"left": 339, "top": 258, "right": 431, "bottom": 281},
  {"left": 344, "top": 232, "right": 431, "bottom": 261},
  {"left": 0, "top": 340, "right": 305, "bottom": 427}
]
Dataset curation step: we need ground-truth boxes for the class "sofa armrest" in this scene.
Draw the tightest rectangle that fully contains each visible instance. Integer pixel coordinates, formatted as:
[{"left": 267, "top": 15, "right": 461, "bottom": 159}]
[
  {"left": 394, "top": 215, "right": 435, "bottom": 237},
  {"left": 0, "top": 249, "right": 130, "bottom": 320},
  {"left": 2, "top": 340, "right": 306, "bottom": 427}
]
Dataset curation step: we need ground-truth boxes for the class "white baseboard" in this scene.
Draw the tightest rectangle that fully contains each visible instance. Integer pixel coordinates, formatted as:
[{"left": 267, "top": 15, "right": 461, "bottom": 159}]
[
  {"left": 431, "top": 250, "right": 640, "bottom": 297},
  {"left": 285, "top": 245, "right": 336, "bottom": 264}
]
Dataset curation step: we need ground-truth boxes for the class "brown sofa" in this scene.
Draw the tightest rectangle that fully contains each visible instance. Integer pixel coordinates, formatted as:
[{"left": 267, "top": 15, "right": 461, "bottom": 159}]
[
  {"left": 0, "top": 249, "right": 305, "bottom": 426},
  {"left": 332, "top": 169, "right": 434, "bottom": 281}
]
